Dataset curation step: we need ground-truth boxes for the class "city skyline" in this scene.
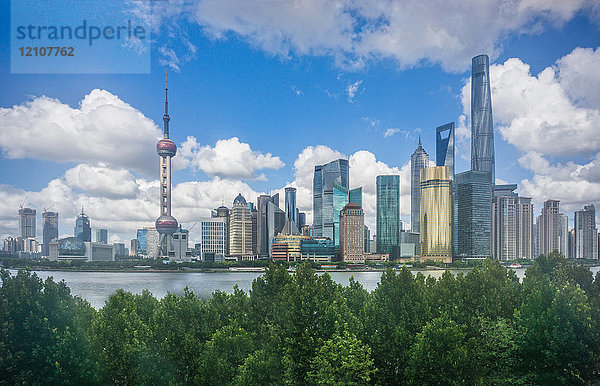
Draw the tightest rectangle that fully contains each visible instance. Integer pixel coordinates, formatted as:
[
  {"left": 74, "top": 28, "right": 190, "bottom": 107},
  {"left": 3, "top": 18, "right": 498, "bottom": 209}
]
[{"left": 1, "top": 2, "right": 600, "bottom": 245}]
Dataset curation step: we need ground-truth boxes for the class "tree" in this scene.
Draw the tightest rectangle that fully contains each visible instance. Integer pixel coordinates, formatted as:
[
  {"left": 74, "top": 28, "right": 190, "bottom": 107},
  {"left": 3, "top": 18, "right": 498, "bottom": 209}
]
[{"left": 307, "top": 330, "right": 375, "bottom": 385}]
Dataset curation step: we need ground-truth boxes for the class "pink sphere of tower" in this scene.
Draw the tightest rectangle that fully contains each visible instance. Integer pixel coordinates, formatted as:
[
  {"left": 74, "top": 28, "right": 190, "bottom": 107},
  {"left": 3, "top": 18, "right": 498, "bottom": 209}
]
[
  {"left": 157, "top": 138, "right": 177, "bottom": 157},
  {"left": 156, "top": 214, "right": 178, "bottom": 236}
]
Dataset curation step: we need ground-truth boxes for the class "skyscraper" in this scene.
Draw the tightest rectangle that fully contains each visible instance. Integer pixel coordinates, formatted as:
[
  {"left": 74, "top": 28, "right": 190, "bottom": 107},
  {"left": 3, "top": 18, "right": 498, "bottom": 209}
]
[
  {"left": 491, "top": 185, "right": 533, "bottom": 260},
  {"left": 436, "top": 122, "right": 455, "bottom": 254},
  {"left": 339, "top": 203, "right": 364, "bottom": 262},
  {"left": 575, "top": 204, "right": 598, "bottom": 259},
  {"left": 155, "top": 72, "right": 179, "bottom": 258},
  {"left": 539, "top": 200, "right": 560, "bottom": 256},
  {"left": 18, "top": 207, "right": 36, "bottom": 239},
  {"left": 200, "top": 217, "right": 227, "bottom": 260},
  {"left": 229, "top": 193, "right": 253, "bottom": 257},
  {"left": 455, "top": 170, "right": 492, "bottom": 258},
  {"left": 313, "top": 159, "right": 349, "bottom": 240},
  {"left": 96, "top": 229, "right": 108, "bottom": 244},
  {"left": 285, "top": 187, "right": 298, "bottom": 227},
  {"left": 74, "top": 208, "right": 91, "bottom": 242},
  {"left": 257, "top": 193, "right": 285, "bottom": 257},
  {"left": 471, "top": 54, "right": 495, "bottom": 183},
  {"left": 376, "top": 175, "right": 400, "bottom": 258},
  {"left": 420, "top": 166, "right": 452, "bottom": 263},
  {"left": 211, "top": 205, "right": 230, "bottom": 256},
  {"left": 42, "top": 210, "right": 58, "bottom": 257},
  {"left": 559, "top": 213, "right": 569, "bottom": 258},
  {"left": 410, "top": 139, "right": 429, "bottom": 233},
  {"left": 349, "top": 187, "right": 362, "bottom": 207},
  {"left": 333, "top": 183, "right": 349, "bottom": 246}
]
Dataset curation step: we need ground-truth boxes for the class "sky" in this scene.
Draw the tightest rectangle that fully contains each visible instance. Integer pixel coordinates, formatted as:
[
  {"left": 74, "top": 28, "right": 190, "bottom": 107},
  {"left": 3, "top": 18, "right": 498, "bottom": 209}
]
[{"left": 1, "top": 0, "right": 600, "bottom": 246}]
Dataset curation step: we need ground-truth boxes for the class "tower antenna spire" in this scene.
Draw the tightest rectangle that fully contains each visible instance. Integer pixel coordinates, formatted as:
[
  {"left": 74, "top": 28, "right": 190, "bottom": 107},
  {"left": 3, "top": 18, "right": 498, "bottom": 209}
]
[{"left": 163, "top": 68, "right": 170, "bottom": 139}]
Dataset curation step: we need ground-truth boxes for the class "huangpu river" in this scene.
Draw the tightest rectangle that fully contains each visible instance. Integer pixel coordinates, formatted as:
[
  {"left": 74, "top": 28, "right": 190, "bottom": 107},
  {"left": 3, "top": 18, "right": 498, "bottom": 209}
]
[{"left": 9, "top": 266, "right": 600, "bottom": 309}]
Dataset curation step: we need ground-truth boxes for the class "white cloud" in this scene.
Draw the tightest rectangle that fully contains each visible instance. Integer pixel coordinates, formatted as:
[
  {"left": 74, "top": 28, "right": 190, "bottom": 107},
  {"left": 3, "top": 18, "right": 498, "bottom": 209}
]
[
  {"left": 362, "top": 117, "right": 381, "bottom": 127},
  {"left": 556, "top": 47, "right": 600, "bottom": 109},
  {"left": 346, "top": 80, "right": 363, "bottom": 102},
  {"left": 291, "top": 85, "right": 303, "bottom": 96},
  {"left": 134, "top": 0, "right": 599, "bottom": 72},
  {"left": 0, "top": 89, "right": 161, "bottom": 174},
  {"left": 177, "top": 136, "right": 284, "bottom": 179},
  {"left": 384, "top": 128, "right": 400, "bottom": 138},
  {"left": 64, "top": 163, "right": 140, "bottom": 199}
]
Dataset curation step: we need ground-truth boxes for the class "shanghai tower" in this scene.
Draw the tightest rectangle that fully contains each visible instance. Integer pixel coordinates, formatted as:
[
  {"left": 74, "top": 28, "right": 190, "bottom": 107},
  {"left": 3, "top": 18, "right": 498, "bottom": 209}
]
[
  {"left": 155, "top": 71, "right": 178, "bottom": 258},
  {"left": 471, "top": 54, "right": 495, "bottom": 183}
]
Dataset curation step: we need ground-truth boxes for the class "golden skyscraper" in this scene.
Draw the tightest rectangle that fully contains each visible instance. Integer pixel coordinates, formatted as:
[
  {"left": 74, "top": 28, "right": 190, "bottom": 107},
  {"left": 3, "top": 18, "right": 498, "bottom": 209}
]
[{"left": 420, "top": 166, "right": 452, "bottom": 263}]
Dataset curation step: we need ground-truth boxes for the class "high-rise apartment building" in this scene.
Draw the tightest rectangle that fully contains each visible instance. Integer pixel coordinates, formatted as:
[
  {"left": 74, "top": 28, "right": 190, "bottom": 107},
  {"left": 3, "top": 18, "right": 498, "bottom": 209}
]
[
  {"left": 574, "top": 204, "right": 598, "bottom": 259},
  {"left": 491, "top": 185, "right": 533, "bottom": 260},
  {"left": 420, "top": 166, "right": 452, "bottom": 263},
  {"left": 96, "top": 229, "right": 108, "bottom": 244},
  {"left": 411, "top": 139, "right": 429, "bottom": 234},
  {"left": 455, "top": 171, "right": 492, "bottom": 258},
  {"left": 558, "top": 213, "right": 569, "bottom": 258},
  {"left": 471, "top": 54, "right": 495, "bottom": 183},
  {"left": 42, "top": 210, "right": 58, "bottom": 257},
  {"left": 313, "top": 159, "right": 349, "bottom": 240},
  {"left": 376, "top": 175, "right": 400, "bottom": 258},
  {"left": 74, "top": 208, "right": 91, "bottom": 242},
  {"left": 539, "top": 200, "right": 560, "bottom": 256},
  {"left": 339, "top": 203, "right": 364, "bottom": 262},
  {"left": 229, "top": 194, "right": 253, "bottom": 257},
  {"left": 19, "top": 207, "right": 36, "bottom": 239}
]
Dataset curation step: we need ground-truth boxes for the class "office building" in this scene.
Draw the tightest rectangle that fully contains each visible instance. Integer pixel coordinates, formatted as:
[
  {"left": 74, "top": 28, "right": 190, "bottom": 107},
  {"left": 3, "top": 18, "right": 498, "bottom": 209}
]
[
  {"left": 172, "top": 226, "right": 192, "bottom": 261},
  {"left": 411, "top": 139, "right": 429, "bottom": 234},
  {"left": 42, "top": 210, "right": 58, "bottom": 257},
  {"left": 420, "top": 166, "right": 452, "bottom": 263},
  {"left": 229, "top": 194, "right": 253, "bottom": 257},
  {"left": 539, "top": 200, "right": 560, "bottom": 256},
  {"left": 211, "top": 205, "right": 230, "bottom": 256},
  {"left": 376, "top": 175, "right": 400, "bottom": 258},
  {"left": 271, "top": 221, "right": 309, "bottom": 261},
  {"left": 491, "top": 185, "right": 533, "bottom": 260},
  {"left": 130, "top": 239, "right": 137, "bottom": 256},
  {"left": 257, "top": 193, "right": 285, "bottom": 257},
  {"left": 471, "top": 54, "right": 495, "bottom": 183},
  {"left": 574, "top": 204, "right": 598, "bottom": 259},
  {"left": 113, "top": 243, "right": 127, "bottom": 257},
  {"left": 455, "top": 170, "right": 492, "bottom": 258},
  {"left": 18, "top": 207, "right": 36, "bottom": 239},
  {"left": 49, "top": 237, "right": 114, "bottom": 262},
  {"left": 364, "top": 225, "right": 370, "bottom": 253},
  {"left": 339, "top": 203, "right": 364, "bottom": 262},
  {"left": 200, "top": 217, "right": 226, "bottom": 261},
  {"left": 298, "top": 212, "right": 306, "bottom": 228},
  {"left": 436, "top": 122, "right": 456, "bottom": 253},
  {"left": 74, "top": 208, "right": 91, "bottom": 242},
  {"left": 285, "top": 187, "right": 298, "bottom": 227},
  {"left": 399, "top": 231, "right": 419, "bottom": 258},
  {"left": 96, "top": 229, "right": 108, "bottom": 244},
  {"left": 136, "top": 226, "right": 159, "bottom": 258},
  {"left": 349, "top": 187, "right": 362, "bottom": 207},
  {"left": 333, "top": 183, "right": 349, "bottom": 246},
  {"left": 300, "top": 238, "right": 336, "bottom": 262},
  {"left": 313, "top": 159, "right": 349, "bottom": 240}
]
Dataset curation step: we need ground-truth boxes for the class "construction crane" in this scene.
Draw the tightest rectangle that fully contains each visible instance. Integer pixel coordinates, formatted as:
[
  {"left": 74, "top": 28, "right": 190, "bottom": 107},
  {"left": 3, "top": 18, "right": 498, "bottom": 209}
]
[
  {"left": 19, "top": 195, "right": 28, "bottom": 210},
  {"left": 43, "top": 204, "right": 55, "bottom": 212},
  {"left": 188, "top": 222, "right": 197, "bottom": 232}
]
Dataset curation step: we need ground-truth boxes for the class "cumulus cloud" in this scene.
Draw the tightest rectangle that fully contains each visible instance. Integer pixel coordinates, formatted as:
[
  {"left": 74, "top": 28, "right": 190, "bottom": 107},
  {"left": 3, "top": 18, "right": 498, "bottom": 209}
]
[
  {"left": 134, "top": 0, "right": 599, "bottom": 71},
  {"left": 0, "top": 89, "right": 161, "bottom": 174},
  {"left": 177, "top": 136, "right": 284, "bottom": 179},
  {"left": 64, "top": 163, "right": 140, "bottom": 199},
  {"left": 0, "top": 163, "right": 263, "bottom": 245}
]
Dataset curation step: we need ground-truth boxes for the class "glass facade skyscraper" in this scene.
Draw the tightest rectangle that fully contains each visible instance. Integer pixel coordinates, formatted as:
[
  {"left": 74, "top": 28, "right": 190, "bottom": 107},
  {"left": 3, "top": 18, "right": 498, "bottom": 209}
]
[
  {"left": 471, "top": 54, "right": 495, "bottom": 183},
  {"left": 376, "top": 175, "right": 400, "bottom": 258},
  {"left": 284, "top": 187, "right": 297, "bottom": 226},
  {"left": 74, "top": 208, "right": 91, "bottom": 242},
  {"left": 411, "top": 139, "right": 429, "bottom": 234},
  {"left": 455, "top": 170, "right": 492, "bottom": 258},
  {"left": 313, "top": 159, "right": 349, "bottom": 241},
  {"left": 349, "top": 187, "right": 362, "bottom": 207},
  {"left": 436, "top": 122, "right": 455, "bottom": 254},
  {"left": 42, "top": 211, "right": 58, "bottom": 257},
  {"left": 333, "top": 184, "right": 349, "bottom": 246},
  {"left": 18, "top": 208, "right": 36, "bottom": 238},
  {"left": 420, "top": 166, "right": 453, "bottom": 262},
  {"left": 574, "top": 204, "right": 598, "bottom": 259}
]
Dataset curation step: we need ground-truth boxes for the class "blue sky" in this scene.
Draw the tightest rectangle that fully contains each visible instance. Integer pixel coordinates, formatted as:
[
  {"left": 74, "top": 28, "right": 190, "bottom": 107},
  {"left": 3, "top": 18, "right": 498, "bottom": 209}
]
[{"left": 1, "top": 0, "right": 599, "bottom": 244}]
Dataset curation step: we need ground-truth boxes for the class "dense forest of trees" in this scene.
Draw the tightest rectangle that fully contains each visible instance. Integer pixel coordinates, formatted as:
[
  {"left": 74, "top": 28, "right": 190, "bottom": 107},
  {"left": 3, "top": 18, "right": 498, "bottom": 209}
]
[{"left": 1, "top": 252, "right": 599, "bottom": 384}]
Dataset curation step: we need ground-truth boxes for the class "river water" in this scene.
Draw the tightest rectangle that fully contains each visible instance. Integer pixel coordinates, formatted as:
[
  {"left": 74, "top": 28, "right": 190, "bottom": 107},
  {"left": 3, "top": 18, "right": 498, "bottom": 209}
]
[{"left": 9, "top": 266, "right": 600, "bottom": 309}]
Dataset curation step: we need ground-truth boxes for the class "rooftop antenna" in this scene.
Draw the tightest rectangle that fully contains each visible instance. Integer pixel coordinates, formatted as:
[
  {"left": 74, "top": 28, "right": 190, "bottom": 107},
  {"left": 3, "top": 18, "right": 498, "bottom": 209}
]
[{"left": 163, "top": 68, "right": 170, "bottom": 138}]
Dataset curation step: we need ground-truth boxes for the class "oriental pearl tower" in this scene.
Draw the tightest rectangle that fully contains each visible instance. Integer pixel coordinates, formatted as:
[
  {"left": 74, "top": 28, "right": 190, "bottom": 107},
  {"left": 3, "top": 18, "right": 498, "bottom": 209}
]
[{"left": 155, "top": 71, "right": 178, "bottom": 258}]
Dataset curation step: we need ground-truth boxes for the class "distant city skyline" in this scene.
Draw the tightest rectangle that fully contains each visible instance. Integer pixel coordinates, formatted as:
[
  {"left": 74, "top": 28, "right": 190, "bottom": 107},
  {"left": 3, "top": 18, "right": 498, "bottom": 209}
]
[{"left": 1, "top": 1, "right": 599, "bottom": 245}]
